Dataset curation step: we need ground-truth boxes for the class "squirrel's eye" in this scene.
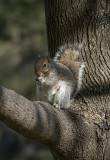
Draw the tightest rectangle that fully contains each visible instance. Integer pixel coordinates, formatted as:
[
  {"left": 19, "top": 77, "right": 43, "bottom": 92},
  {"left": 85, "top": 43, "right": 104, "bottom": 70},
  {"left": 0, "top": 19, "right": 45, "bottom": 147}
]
[{"left": 43, "top": 63, "right": 47, "bottom": 68}]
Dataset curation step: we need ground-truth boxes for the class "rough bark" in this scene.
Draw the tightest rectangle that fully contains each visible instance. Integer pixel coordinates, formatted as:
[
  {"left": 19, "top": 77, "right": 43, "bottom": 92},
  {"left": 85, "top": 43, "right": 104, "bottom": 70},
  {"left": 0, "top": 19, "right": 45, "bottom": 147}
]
[
  {"left": 0, "top": 86, "right": 110, "bottom": 160},
  {"left": 45, "top": 0, "right": 110, "bottom": 94},
  {"left": 0, "top": 0, "right": 110, "bottom": 160},
  {"left": 0, "top": 86, "right": 97, "bottom": 160},
  {"left": 44, "top": 0, "right": 110, "bottom": 159}
]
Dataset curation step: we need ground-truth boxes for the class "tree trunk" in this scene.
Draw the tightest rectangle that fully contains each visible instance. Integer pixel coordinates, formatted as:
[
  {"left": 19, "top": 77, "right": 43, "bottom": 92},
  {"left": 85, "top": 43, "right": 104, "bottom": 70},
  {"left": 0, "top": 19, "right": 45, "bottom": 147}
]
[
  {"left": 0, "top": 1, "right": 110, "bottom": 160},
  {"left": 45, "top": 0, "right": 110, "bottom": 159}
]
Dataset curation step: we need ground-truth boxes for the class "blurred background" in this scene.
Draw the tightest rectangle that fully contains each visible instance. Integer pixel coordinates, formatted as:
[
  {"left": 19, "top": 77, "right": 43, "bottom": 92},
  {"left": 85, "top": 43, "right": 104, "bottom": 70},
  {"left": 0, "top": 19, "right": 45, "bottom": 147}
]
[{"left": 0, "top": 0, "right": 53, "bottom": 159}]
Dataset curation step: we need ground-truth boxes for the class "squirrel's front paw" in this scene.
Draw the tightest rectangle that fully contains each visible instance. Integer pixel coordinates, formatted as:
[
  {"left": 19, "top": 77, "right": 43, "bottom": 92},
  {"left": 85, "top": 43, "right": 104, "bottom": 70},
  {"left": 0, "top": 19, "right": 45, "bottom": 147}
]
[{"left": 53, "top": 103, "right": 60, "bottom": 110}]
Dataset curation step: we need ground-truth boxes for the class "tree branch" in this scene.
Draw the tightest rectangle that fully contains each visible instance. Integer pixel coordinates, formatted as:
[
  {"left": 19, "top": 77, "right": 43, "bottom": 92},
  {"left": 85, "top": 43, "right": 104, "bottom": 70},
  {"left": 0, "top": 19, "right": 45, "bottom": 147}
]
[
  {"left": 0, "top": 86, "right": 97, "bottom": 159},
  {"left": 0, "top": 86, "right": 59, "bottom": 142},
  {"left": 0, "top": 86, "right": 76, "bottom": 143}
]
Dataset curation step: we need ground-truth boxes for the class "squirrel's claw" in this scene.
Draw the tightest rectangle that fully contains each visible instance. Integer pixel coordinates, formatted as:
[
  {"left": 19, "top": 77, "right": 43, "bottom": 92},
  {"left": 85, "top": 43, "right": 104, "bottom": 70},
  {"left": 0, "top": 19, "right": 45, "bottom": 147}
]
[{"left": 53, "top": 103, "right": 60, "bottom": 110}]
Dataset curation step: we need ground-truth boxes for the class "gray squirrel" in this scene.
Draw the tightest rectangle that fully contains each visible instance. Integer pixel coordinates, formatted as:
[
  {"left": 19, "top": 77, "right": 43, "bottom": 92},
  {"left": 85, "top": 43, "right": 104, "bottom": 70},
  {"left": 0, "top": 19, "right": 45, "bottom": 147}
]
[{"left": 34, "top": 44, "right": 85, "bottom": 109}]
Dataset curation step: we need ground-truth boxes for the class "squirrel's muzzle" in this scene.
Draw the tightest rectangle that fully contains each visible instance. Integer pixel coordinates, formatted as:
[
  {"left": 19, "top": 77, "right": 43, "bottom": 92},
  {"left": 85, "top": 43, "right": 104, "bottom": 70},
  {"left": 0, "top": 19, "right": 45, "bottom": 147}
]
[{"left": 35, "top": 75, "right": 40, "bottom": 82}]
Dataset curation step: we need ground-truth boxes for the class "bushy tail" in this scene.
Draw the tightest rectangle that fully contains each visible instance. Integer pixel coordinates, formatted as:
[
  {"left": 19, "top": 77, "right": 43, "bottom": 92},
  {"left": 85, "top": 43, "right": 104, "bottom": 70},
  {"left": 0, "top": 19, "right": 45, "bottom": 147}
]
[
  {"left": 53, "top": 43, "right": 85, "bottom": 98},
  {"left": 53, "top": 43, "right": 82, "bottom": 63}
]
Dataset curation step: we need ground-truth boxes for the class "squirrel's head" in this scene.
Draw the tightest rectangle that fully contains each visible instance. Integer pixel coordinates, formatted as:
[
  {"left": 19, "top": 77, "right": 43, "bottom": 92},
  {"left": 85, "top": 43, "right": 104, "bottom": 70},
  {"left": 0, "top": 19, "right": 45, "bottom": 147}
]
[{"left": 34, "top": 54, "right": 51, "bottom": 82}]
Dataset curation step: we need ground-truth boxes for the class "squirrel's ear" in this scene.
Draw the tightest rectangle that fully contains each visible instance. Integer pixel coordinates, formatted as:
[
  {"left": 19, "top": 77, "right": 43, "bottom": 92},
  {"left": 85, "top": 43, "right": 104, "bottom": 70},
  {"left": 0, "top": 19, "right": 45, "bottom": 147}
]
[{"left": 47, "top": 54, "right": 51, "bottom": 62}]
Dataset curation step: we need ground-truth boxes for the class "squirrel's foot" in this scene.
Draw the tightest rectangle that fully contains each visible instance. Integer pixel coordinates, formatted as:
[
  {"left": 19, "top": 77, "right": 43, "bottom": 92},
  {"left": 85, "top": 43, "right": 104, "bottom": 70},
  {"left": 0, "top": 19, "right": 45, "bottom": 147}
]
[{"left": 53, "top": 103, "right": 60, "bottom": 110}]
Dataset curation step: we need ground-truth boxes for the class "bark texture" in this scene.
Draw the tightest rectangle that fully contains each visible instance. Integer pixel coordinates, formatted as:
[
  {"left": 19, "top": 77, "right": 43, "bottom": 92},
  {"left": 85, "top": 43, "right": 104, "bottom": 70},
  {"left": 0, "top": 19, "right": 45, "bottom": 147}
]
[
  {"left": 0, "top": 86, "right": 97, "bottom": 160},
  {"left": 45, "top": 0, "right": 110, "bottom": 94},
  {"left": 44, "top": 0, "right": 110, "bottom": 159},
  {"left": 0, "top": 0, "right": 110, "bottom": 160}
]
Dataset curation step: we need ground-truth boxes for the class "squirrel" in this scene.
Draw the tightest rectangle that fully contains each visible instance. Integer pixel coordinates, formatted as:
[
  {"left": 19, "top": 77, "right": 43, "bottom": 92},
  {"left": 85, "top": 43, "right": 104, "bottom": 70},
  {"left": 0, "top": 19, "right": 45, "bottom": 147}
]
[{"left": 34, "top": 44, "right": 85, "bottom": 109}]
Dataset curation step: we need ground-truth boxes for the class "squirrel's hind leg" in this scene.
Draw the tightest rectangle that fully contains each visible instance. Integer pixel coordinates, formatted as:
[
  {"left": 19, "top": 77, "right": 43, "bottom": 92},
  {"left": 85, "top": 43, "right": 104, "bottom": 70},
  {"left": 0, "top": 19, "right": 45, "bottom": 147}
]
[{"left": 54, "top": 81, "right": 72, "bottom": 109}]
